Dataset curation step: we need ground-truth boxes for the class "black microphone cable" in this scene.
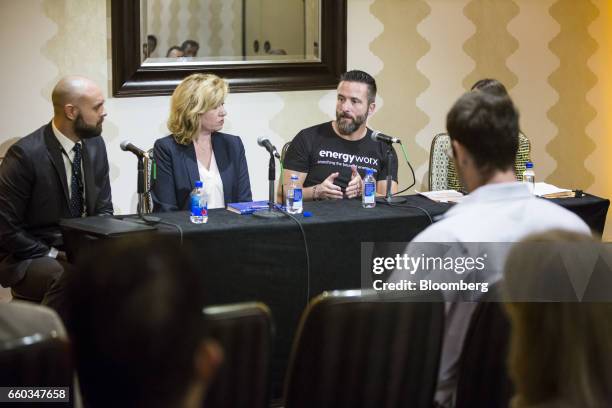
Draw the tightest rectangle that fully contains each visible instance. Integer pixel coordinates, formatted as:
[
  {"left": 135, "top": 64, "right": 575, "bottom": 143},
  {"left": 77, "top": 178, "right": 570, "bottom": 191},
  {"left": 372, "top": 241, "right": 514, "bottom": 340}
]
[
  {"left": 382, "top": 143, "right": 434, "bottom": 224},
  {"left": 277, "top": 205, "right": 312, "bottom": 307},
  {"left": 387, "top": 201, "right": 433, "bottom": 225},
  {"left": 158, "top": 220, "right": 184, "bottom": 246},
  {"left": 393, "top": 142, "right": 416, "bottom": 196}
]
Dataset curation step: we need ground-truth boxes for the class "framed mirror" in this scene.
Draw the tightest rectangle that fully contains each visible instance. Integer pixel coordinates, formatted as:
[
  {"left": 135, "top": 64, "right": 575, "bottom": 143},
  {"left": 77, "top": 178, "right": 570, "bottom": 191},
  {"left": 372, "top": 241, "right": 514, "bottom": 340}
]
[{"left": 111, "top": 0, "right": 346, "bottom": 97}]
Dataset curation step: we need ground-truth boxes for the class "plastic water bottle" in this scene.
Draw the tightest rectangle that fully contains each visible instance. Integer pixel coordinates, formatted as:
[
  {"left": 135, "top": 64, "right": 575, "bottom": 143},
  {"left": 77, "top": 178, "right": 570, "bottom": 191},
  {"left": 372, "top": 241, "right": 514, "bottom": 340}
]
[
  {"left": 286, "top": 174, "right": 303, "bottom": 214},
  {"left": 190, "top": 180, "right": 208, "bottom": 224},
  {"left": 523, "top": 162, "right": 535, "bottom": 194},
  {"left": 362, "top": 168, "right": 376, "bottom": 208}
]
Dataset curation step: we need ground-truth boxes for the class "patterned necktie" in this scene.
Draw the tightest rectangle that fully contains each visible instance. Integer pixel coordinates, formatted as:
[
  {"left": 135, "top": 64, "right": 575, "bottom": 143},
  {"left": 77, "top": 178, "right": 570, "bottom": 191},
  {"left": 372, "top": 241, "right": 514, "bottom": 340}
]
[{"left": 69, "top": 143, "right": 84, "bottom": 217}]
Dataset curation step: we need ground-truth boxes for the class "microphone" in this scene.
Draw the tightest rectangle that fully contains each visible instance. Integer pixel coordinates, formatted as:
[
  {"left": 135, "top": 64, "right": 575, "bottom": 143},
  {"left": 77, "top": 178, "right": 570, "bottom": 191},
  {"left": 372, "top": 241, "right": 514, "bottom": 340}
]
[
  {"left": 371, "top": 130, "right": 401, "bottom": 144},
  {"left": 120, "top": 141, "right": 148, "bottom": 158},
  {"left": 257, "top": 136, "right": 281, "bottom": 159}
]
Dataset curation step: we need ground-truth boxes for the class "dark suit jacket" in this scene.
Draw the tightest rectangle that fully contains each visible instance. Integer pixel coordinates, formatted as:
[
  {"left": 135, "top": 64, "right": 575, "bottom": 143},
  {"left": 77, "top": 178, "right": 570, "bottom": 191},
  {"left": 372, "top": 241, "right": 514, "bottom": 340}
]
[
  {"left": 0, "top": 123, "right": 113, "bottom": 286},
  {"left": 152, "top": 133, "right": 252, "bottom": 212}
]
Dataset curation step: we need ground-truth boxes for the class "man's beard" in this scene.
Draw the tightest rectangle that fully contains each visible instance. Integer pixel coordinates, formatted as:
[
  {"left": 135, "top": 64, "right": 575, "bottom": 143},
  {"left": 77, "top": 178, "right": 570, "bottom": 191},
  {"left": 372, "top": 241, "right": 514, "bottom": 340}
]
[
  {"left": 336, "top": 111, "right": 367, "bottom": 135},
  {"left": 74, "top": 114, "right": 103, "bottom": 139}
]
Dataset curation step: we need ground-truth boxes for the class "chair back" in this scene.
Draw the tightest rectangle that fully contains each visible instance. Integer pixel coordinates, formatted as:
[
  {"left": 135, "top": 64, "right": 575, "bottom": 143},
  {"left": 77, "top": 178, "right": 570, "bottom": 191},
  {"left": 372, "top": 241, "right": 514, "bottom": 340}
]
[
  {"left": 428, "top": 132, "right": 532, "bottom": 191},
  {"left": 0, "top": 332, "right": 73, "bottom": 392},
  {"left": 514, "top": 133, "right": 532, "bottom": 181},
  {"left": 429, "top": 133, "right": 451, "bottom": 191},
  {"left": 203, "top": 302, "right": 273, "bottom": 408},
  {"left": 142, "top": 148, "right": 155, "bottom": 214},
  {"left": 455, "top": 287, "right": 513, "bottom": 408},
  {"left": 284, "top": 290, "right": 445, "bottom": 408},
  {"left": 281, "top": 141, "right": 291, "bottom": 163}
]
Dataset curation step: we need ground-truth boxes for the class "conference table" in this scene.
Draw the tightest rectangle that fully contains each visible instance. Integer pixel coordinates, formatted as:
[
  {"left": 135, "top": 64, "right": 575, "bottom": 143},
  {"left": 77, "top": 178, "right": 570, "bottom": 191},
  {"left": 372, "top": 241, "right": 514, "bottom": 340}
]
[{"left": 60, "top": 193, "right": 609, "bottom": 399}]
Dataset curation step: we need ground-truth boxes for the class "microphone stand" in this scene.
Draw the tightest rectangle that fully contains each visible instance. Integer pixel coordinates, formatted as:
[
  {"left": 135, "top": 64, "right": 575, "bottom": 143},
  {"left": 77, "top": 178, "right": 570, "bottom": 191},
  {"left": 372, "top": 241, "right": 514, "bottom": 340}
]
[
  {"left": 376, "top": 142, "right": 406, "bottom": 204},
  {"left": 253, "top": 152, "right": 285, "bottom": 219},
  {"left": 129, "top": 156, "right": 160, "bottom": 225}
]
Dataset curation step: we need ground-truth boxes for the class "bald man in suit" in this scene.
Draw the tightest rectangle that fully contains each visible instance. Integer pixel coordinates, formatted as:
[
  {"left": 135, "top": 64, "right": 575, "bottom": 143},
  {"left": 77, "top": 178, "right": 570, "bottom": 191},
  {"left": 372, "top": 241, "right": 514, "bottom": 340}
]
[{"left": 0, "top": 76, "right": 113, "bottom": 305}]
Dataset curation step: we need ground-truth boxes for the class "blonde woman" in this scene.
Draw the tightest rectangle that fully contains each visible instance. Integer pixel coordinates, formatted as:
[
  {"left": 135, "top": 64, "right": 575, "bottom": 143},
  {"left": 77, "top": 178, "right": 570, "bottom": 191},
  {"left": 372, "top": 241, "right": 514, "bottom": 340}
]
[
  {"left": 504, "top": 230, "right": 612, "bottom": 408},
  {"left": 153, "top": 73, "right": 252, "bottom": 211}
]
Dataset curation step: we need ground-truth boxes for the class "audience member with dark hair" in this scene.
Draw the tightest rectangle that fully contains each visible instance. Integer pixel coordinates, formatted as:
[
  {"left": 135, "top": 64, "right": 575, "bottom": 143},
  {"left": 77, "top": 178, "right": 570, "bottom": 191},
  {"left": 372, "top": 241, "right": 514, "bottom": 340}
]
[
  {"left": 167, "top": 45, "right": 184, "bottom": 58},
  {"left": 280, "top": 69, "right": 398, "bottom": 202},
  {"left": 65, "top": 236, "right": 222, "bottom": 408},
  {"left": 181, "top": 40, "right": 200, "bottom": 57},
  {"left": 390, "top": 91, "right": 590, "bottom": 408},
  {"left": 504, "top": 230, "right": 612, "bottom": 408},
  {"left": 446, "top": 78, "right": 531, "bottom": 191}
]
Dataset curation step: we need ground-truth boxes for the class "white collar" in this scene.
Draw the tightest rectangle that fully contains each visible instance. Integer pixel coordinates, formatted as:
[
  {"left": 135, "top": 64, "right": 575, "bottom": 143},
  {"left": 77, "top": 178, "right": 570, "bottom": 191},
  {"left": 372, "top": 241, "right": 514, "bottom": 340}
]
[{"left": 52, "top": 120, "right": 80, "bottom": 154}]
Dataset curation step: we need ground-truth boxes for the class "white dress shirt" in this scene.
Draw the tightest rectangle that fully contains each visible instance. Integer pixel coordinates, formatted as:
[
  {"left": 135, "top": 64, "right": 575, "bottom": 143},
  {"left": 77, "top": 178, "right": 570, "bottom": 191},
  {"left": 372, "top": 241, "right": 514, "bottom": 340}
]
[
  {"left": 49, "top": 122, "right": 86, "bottom": 258},
  {"left": 197, "top": 152, "right": 225, "bottom": 209},
  {"left": 51, "top": 121, "right": 85, "bottom": 204},
  {"left": 389, "top": 182, "right": 591, "bottom": 408}
]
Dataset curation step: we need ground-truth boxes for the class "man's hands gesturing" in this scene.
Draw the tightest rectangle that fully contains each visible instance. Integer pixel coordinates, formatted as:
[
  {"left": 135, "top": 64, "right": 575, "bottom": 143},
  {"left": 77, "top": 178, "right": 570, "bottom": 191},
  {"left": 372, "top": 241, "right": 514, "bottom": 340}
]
[
  {"left": 313, "top": 172, "right": 343, "bottom": 200},
  {"left": 345, "top": 165, "right": 362, "bottom": 199}
]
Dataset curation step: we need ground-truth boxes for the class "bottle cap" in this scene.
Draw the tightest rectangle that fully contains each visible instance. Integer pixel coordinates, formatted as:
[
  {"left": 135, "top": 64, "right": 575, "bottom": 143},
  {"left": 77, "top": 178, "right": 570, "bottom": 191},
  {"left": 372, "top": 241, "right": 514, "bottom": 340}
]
[
  {"left": 290, "top": 174, "right": 298, "bottom": 181},
  {"left": 525, "top": 162, "right": 533, "bottom": 169},
  {"left": 365, "top": 168, "right": 374, "bottom": 176},
  {"left": 195, "top": 180, "right": 203, "bottom": 188},
  {"left": 303, "top": 211, "right": 312, "bottom": 217}
]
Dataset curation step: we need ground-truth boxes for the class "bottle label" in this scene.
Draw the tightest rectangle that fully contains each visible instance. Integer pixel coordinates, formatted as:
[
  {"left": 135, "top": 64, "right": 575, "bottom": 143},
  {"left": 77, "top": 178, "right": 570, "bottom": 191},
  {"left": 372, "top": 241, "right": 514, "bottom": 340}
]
[
  {"left": 191, "top": 195, "right": 203, "bottom": 216},
  {"left": 293, "top": 188, "right": 303, "bottom": 202},
  {"left": 364, "top": 182, "right": 375, "bottom": 203}
]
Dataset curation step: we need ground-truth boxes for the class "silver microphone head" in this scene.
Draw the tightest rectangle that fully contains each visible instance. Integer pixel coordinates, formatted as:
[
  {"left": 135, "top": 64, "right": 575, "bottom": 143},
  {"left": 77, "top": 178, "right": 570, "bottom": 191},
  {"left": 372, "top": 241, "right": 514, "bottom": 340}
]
[
  {"left": 257, "top": 136, "right": 280, "bottom": 158},
  {"left": 370, "top": 130, "right": 380, "bottom": 142},
  {"left": 120, "top": 141, "right": 148, "bottom": 158}
]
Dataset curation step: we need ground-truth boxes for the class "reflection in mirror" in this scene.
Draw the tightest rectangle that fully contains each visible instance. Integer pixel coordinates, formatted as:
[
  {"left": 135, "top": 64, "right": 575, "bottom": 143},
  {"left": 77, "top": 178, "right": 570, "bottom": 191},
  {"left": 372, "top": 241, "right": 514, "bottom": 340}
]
[{"left": 140, "top": 0, "right": 320, "bottom": 65}]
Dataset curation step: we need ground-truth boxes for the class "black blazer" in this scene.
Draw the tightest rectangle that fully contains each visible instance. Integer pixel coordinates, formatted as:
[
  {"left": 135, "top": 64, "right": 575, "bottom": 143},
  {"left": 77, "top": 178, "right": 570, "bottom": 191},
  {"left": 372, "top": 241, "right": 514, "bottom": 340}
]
[
  {"left": 0, "top": 123, "right": 113, "bottom": 286},
  {"left": 152, "top": 133, "right": 252, "bottom": 212}
]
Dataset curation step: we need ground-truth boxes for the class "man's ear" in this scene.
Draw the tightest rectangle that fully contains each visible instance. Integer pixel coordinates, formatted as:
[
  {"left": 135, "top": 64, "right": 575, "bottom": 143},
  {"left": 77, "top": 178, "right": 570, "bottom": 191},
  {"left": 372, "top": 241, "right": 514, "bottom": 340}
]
[
  {"left": 64, "top": 104, "right": 78, "bottom": 121},
  {"left": 194, "top": 339, "right": 224, "bottom": 384},
  {"left": 368, "top": 102, "right": 376, "bottom": 116}
]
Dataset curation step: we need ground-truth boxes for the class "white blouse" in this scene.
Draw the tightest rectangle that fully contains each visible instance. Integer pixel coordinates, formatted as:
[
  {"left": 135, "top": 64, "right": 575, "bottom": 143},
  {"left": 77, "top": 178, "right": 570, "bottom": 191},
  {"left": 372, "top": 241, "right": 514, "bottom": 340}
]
[{"left": 197, "top": 152, "right": 225, "bottom": 209}]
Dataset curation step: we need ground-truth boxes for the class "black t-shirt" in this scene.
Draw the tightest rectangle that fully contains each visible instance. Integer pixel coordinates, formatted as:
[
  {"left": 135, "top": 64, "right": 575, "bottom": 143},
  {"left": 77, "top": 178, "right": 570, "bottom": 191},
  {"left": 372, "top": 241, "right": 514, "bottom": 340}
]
[{"left": 283, "top": 122, "right": 399, "bottom": 189}]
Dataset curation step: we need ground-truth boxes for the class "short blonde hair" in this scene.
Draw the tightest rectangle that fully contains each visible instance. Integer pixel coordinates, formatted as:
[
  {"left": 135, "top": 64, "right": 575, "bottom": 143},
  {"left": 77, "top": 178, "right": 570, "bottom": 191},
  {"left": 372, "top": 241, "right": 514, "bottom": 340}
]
[{"left": 167, "top": 73, "right": 228, "bottom": 145}]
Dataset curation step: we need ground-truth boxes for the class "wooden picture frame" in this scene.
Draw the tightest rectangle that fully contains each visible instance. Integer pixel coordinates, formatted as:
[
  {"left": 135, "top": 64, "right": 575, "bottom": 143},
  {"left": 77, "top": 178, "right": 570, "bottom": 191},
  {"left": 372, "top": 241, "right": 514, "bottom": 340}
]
[{"left": 111, "top": 0, "right": 347, "bottom": 97}]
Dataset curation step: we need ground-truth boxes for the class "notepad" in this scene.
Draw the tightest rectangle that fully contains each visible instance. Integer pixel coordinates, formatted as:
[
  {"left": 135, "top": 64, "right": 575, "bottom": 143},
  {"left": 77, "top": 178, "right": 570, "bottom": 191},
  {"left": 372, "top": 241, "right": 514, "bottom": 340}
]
[
  {"left": 226, "top": 200, "right": 272, "bottom": 215},
  {"left": 533, "top": 182, "right": 574, "bottom": 198},
  {"left": 417, "top": 190, "right": 465, "bottom": 203}
]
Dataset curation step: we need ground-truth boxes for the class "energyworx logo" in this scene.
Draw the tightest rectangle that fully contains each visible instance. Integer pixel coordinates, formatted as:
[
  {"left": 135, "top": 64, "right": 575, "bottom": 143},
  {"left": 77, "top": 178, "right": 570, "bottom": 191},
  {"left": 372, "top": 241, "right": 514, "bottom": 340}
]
[{"left": 318, "top": 150, "right": 379, "bottom": 166}]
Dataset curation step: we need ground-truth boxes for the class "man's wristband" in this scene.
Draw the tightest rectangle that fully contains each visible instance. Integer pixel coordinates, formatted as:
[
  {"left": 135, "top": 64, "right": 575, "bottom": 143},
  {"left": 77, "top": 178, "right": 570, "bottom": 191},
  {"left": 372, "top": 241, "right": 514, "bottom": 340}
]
[{"left": 312, "top": 184, "right": 320, "bottom": 201}]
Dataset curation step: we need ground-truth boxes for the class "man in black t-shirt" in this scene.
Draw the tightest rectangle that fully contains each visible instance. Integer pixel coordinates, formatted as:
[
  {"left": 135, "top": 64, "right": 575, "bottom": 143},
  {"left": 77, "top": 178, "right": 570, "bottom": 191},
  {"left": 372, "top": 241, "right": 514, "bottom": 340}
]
[{"left": 280, "top": 70, "right": 398, "bottom": 202}]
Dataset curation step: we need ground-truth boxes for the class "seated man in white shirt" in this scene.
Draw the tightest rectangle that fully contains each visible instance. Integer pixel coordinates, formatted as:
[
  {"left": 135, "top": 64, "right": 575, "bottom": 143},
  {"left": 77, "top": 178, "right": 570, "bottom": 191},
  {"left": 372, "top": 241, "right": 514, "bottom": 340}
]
[{"left": 389, "top": 91, "right": 591, "bottom": 408}]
